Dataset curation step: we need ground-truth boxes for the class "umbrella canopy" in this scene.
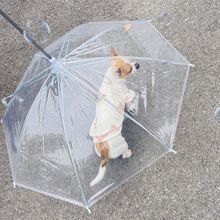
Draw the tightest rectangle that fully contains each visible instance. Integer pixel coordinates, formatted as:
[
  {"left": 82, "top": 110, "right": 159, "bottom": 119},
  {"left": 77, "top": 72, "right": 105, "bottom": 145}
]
[{"left": 2, "top": 20, "right": 192, "bottom": 211}]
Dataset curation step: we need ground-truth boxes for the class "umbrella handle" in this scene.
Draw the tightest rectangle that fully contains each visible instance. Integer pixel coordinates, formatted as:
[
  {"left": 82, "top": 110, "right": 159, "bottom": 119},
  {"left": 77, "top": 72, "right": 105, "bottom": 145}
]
[{"left": 0, "top": 8, "right": 52, "bottom": 60}]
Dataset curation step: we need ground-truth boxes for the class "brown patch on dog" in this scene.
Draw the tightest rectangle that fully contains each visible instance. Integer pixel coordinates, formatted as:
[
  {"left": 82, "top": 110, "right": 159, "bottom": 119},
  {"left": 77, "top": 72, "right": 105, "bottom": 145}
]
[
  {"left": 96, "top": 142, "right": 109, "bottom": 167},
  {"left": 111, "top": 47, "right": 133, "bottom": 78},
  {"left": 113, "top": 59, "right": 132, "bottom": 79},
  {"left": 111, "top": 48, "right": 132, "bottom": 78},
  {"left": 101, "top": 147, "right": 109, "bottom": 167}
]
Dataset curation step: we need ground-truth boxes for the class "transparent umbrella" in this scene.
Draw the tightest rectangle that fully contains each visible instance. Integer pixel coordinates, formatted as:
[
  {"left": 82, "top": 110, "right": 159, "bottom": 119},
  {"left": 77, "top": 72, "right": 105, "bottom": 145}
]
[{"left": 1, "top": 10, "right": 193, "bottom": 212}]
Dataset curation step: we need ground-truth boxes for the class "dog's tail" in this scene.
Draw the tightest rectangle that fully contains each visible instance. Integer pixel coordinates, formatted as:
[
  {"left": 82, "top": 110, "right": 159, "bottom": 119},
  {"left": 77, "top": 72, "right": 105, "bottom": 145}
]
[{"left": 90, "top": 145, "right": 109, "bottom": 187}]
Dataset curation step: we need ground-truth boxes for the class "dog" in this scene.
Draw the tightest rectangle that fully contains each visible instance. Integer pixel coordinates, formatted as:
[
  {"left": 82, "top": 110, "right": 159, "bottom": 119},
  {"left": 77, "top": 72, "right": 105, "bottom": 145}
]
[{"left": 89, "top": 48, "right": 140, "bottom": 187}]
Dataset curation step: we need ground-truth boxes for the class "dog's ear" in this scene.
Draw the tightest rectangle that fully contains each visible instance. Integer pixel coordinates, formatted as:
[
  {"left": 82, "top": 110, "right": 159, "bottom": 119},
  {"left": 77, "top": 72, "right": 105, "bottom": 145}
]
[{"left": 111, "top": 47, "right": 118, "bottom": 56}]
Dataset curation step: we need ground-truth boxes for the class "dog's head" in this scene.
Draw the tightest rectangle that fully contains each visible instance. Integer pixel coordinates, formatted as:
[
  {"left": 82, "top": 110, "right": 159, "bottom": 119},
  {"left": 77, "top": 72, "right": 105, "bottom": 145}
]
[{"left": 110, "top": 48, "right": 140, "bottom": 79}]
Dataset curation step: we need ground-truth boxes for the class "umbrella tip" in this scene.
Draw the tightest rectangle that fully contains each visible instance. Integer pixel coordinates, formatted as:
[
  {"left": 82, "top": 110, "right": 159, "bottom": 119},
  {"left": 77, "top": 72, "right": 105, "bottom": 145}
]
[
  {"left": 169, "top": 148, "right": 177, "bottom": 154},
  {"left": 86, "top": 207, "right": 91, "bottom": 214}
]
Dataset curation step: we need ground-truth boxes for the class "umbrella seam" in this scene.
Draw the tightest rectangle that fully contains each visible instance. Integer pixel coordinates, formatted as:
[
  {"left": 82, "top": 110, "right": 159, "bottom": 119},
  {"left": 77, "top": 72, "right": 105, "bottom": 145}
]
[
  {"left": 147, "top": 21, "right": 190, "bottom": 65},
  {"left": 57, "top": 73, "right": 89, "bottom": 208}
]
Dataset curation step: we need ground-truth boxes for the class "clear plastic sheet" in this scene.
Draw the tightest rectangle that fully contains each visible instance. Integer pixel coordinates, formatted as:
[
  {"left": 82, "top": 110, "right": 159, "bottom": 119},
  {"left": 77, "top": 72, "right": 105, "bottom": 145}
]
[{"left": 2, "top": 20, "right": 192, "bottom": 211}]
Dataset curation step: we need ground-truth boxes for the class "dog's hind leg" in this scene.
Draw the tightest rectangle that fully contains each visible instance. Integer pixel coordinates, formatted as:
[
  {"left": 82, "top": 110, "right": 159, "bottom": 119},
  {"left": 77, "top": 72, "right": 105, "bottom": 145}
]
[
  {"left": 100, "top": 143, "right": 109, "bottom": 166},
  {"left": 121, "top": 141, "right": 132, "bottom": 158},
  {"left": 90, "top": 142, "right": 109, "bottom": 187},
  {"left": 122, "top": 149, "right": 132, "bottom": 158}
]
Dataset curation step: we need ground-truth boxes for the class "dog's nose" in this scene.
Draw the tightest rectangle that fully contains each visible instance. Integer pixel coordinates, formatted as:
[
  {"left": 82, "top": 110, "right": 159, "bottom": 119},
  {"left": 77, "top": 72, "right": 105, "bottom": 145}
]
[{"left": 135, "top": 63, "right": 140, "bottom": 69}]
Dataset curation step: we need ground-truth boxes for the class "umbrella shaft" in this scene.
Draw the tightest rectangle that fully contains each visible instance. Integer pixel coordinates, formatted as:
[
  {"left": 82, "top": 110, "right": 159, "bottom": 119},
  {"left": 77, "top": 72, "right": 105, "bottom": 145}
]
[{"left": 0, "top": 8, "right": 52, "bottom": 60}]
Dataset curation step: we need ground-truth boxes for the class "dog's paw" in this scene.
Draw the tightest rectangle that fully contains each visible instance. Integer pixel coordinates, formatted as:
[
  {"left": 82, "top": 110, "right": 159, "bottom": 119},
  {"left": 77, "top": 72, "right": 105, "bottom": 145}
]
[
  {"left": 123, "top": 149, "right": 132, "bottom": 158},
  {"left": 126, "top": 102, "right": 136, "bottom": 116},
  {"left": 126, "top": 102, "right": 135, "bottom": 111}
]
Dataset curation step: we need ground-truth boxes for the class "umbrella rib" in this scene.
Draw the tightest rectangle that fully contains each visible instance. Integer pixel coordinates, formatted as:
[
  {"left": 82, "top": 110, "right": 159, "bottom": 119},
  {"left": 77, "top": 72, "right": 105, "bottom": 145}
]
[
  {"left": 66, "top": 42, "right": 122, "bottom": 60},
  {"left": 60, "top": 66, "right": 99, "bottom": 95},
  {"left": 124, "top": 112, "right": 170, "bottom": 149},
  {"left": 122, "top": 56, "right": 188, "bottom": 66},
  {"left": 74, "top": 66, "right": 105, "bottom": 76},
  {"left": 57, "top": 73, "right": 89, "bottom": 208},
  {"left": 40, "top": 86, "right": 50, "bottom": 158},
  {"left": 64, "top": 37, "right": 70, "bottom": 57},
  {"left": 63, "top": 57, "right": 111, "bottom": 67},
  {"left": 20, "top": 66, "right": 51, "bottom": 86},
  {"left": 64, "top": 42, "right": 105, "bottom": 61},
  {"left": 62, "top": 28, "right": 114, "bottom": 60},
  {"left": 63, "top": 72, "right": 99, "bottom": 105},
  {"left": 70, "top": 44, "right": 107, "bottom": 58},
  {"left": 15, "top": 69, "right": 51, "bottom": 93},
  {"left": 64, "top": 56, "right": 187, "bottom": 66},
  {"left": 68, "top": 41, "right": 104, "bottom": 57},
  {"left": 13, "top": 65, "right": 51, "bottom": 97},
  {"left": 33, "top": 58, "right": 41, "bottom": 77},
  {"left": 63, "top": 56, "right": 109, "bottom": 63},
  {"left": 62, "top": 75, "right": 89, "bottom": 113},
  {"left": 68, "top": 42, "right": 105, "bottom": 57},
  {"left": 148, "top": 21, "right": 190, "bottom": 64},
  {"left": 69, "top": 68, "right": 99, "bottom": 93},
  {"left": 58, "top": 36, "right": 69, "bottom": 60}
]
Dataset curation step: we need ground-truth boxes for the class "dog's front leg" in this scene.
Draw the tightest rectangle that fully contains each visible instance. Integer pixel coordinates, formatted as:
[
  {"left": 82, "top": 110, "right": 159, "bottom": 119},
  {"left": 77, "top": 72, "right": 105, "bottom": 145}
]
[
  {"left": 125, "top": 90, "right": 137, "bottom": 116},
  {"left": 126, "top": 102, "right": 136, "bottom": 112}
]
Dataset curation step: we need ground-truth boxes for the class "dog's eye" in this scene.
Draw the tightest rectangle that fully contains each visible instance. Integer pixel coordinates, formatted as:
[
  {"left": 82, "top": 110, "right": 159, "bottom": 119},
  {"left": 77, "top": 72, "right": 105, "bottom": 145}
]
[{"left": 129, "top": 67, "right": 132, "bottom": 73}]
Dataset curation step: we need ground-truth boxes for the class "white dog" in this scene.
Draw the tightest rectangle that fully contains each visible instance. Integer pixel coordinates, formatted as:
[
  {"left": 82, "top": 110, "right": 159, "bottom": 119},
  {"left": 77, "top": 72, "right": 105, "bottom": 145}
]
[{"left": 89, "top": 48, "right": 140, "bottom": 187}]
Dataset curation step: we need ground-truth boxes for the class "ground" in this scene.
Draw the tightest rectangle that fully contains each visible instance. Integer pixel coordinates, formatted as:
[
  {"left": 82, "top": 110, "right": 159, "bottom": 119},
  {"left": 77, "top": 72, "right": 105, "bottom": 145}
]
[{"left": 0, "top": 0, "right": 220, "bottom": 219}]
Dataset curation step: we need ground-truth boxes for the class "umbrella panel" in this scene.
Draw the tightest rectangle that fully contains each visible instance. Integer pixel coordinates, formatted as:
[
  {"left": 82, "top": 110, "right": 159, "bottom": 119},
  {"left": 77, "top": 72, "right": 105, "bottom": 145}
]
[{"left": 2, "top": 20, "right": 191, "bottom": 209}]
